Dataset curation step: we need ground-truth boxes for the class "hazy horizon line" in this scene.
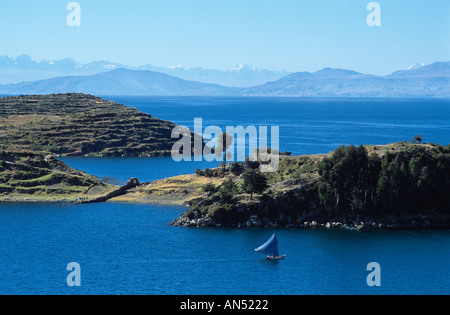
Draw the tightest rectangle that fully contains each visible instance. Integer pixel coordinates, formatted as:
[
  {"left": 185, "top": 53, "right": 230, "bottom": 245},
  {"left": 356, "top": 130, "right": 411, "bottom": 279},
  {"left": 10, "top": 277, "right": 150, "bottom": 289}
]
[{"left": 2, "top": 53, "right": 447, "bottom": 77}]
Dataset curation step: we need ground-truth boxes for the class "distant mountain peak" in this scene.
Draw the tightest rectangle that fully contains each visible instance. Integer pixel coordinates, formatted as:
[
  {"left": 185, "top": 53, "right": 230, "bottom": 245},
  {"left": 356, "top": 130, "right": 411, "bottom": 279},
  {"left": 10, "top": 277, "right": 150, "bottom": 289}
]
[
  {"left": 230, "top": 64, "right": 256, "bottom": 72},
  {"left": 0, "top": 68, "right": 238, "bottom": 96},
  {"left": 407, "top": 63, "right": 426, "bottom": 71},
  {"left": 241, "top": 62, "right": 450, "bottom": 98},
  {"left": 314, "top": 68, "right": 362, "bottom": 77},
  {"left": 233, "top": 64, "right": 245, "bottom": 71},
  {"left": 389, "top": 61, "right": 450, "bottom": 78},
  {"left": 0, "top": 54, "right": 289, "bottom": 87},
  {"left": 0, "top": 54, "right": 448, "bottom": 96}
]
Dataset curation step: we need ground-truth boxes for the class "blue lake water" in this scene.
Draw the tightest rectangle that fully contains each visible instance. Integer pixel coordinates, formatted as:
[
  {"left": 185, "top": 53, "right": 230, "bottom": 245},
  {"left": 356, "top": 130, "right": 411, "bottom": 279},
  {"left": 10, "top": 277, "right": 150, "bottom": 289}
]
[
  {"left": 1, "top": 97, "right": 450, "bottom": 294},
  {"left": 106, "top": 96, "right": 450, "bottom": 155},
  {"left": 0, "top": 202, "right": 448, "bottom": 295},
  {"left": 60, "top": 156, "right": 220, "bottom": 185},
  {"left": 62, "top": 96, "right": 450, "bottom": 185}
]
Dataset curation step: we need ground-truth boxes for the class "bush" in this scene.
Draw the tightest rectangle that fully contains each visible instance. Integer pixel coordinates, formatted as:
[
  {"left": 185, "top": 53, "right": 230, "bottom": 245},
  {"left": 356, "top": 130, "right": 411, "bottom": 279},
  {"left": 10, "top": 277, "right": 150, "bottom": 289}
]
[
  {"left": 244, "top": 157, "right": 260, "bottom": 170},
  {"left": 204, "top": 169, "right": 213, "bottom": 177},
  {"left": 201, "top": 183, "right": 217, "bottom": 196},
  {"left": 229, "top": 162, "right": 244, "bottom": 175},
  {"left": 195, "top": 169, "right": 204, "bottom": 176}
]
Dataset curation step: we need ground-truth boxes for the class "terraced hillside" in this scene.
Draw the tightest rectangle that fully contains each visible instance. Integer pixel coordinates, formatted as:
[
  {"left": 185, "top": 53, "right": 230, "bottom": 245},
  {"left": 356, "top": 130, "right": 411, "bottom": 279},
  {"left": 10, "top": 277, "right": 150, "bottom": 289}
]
[
  {"left": 0, "top": 93, "right": 201, "bottom": 157},
  {"left": 0, "top": 150, "right": 114, "bottom": 201}
]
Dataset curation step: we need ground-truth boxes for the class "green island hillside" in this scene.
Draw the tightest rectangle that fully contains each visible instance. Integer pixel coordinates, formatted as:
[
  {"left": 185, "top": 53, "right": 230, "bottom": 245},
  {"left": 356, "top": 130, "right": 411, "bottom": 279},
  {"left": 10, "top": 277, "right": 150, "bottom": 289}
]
[
  {"left": 113, "top": 141, "right": 450, "bottom": 229},
  {"left": 0, "top": 93, "right": 202, "bottom": 157},
  {"left": 0, "top": 150, "right": 116, "bottom": 202}
]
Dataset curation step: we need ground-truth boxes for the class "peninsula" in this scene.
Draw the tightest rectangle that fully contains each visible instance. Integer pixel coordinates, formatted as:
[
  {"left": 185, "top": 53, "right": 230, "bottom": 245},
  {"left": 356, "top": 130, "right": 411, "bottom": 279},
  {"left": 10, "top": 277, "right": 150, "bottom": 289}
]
[
  {"left": 0, "top": 150, "right": 114, "bottom": 202},
  {"left": 0, "top": 93, "right": 203, "bottom": 157},
  {"left": 112, "top": 141, "right": 450, "bottom": 230}
]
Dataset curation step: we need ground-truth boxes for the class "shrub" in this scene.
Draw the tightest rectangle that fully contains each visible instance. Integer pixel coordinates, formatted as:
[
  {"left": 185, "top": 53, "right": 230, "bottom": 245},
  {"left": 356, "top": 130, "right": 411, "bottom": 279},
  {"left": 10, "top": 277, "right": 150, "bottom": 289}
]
[
  {"left": 204, "top": 168, "right": 213, "bottom": 177},
  {"left": 244, "top": 157, "right": 260, "bottom": 170},
  {"left": 229, "top": 162, "right": 244, "bottom": 175},
  {"left": 195, "top": 169, "right": 204, "bottom": 176},
  {"left": 201, "top": 183, "right": 217, "bottom": 196}
]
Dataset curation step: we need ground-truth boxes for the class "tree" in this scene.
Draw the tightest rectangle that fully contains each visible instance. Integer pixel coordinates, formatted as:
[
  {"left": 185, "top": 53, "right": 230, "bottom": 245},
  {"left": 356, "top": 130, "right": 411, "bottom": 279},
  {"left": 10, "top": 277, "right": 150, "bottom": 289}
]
[
  {"left": 242, "top": 169, "right": 268, "bottom": 200},
  {"left": 195, "top": 168, "right": 204, "bottom": 176},
  {"left": 243, "top": 156, "right": 260, "bottom": 170},
  {"left": 217, "top": 179, "right": 239, "bottom": 203},
  {"left": 215, "top": 132, "right": 233, "bottom": 170},
  {"left": 413, "top": 135, "right": 423, "bottom": 144},
  {"left": 229, "top": 162, "right": 244, "bottom": 175},
  {"left": 317, "top": 143, "right": 450, "bottom": 218},
  {"left": 204, "top": 168, "right": 213, "bottom": 177},
  {"left": 318, "top": 144, "right": 371, "bottom": 216},
  {"left": 201, "top": 183, "right": 217, "bottom": 196}
]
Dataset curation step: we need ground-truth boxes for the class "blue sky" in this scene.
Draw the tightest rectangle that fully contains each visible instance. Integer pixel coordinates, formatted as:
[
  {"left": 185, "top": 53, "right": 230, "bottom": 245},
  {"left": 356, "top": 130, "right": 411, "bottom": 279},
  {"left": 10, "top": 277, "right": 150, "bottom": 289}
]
[{"left": 0, "top": 0, "right": 449, "bottom": 75}]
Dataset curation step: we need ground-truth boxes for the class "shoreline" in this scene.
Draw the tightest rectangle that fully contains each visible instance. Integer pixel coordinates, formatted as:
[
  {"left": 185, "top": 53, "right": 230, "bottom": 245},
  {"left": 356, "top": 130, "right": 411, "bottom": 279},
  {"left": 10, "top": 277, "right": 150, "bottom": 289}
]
[
  {"left": 1, "top": 192, "right": 448, "bottom": 231},
  {"left": 1, "top": 142, "right": 449, "bottom": 231},
  {"left": 171, "top": 214, "right": 450, "bottom": 230}
]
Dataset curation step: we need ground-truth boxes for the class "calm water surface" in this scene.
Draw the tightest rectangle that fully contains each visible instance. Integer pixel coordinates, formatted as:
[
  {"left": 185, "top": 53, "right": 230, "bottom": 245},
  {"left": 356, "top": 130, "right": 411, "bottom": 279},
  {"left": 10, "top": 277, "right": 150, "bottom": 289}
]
[
  {"left": 0, "top": 202, "right": 448, "bottom": 295},
  {"left": 106, "top": 96, "right": 450, "bottom": 155},
  {"left": 63, "top": 97, "right": 450, "bottom": 184}
]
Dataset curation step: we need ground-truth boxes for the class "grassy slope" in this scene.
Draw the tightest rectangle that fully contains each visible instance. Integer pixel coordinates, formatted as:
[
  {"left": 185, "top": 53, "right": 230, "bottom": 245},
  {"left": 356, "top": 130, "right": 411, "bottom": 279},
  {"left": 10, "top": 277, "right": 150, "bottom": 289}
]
[
  {"left": 0, "top": 93, "right": 200, "bottom": 157},
  {"left": 112, "top": 150, "right": 325, "bottom": 206},
  {"left": 0, "top": 150, "right": 115, "bottom": 202},
  {"left": 111, "top": 174, "right": 227, "bottom": 205},
  {"left": 113, "top": 142, "right": 446, "bottom": 209}
]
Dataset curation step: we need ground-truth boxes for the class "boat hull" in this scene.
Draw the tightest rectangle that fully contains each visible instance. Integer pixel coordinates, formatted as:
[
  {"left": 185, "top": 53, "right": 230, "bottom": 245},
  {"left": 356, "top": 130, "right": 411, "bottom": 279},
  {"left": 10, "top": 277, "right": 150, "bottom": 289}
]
[{"left": 266, "top": 255, "right": 286, "bottom": 260}]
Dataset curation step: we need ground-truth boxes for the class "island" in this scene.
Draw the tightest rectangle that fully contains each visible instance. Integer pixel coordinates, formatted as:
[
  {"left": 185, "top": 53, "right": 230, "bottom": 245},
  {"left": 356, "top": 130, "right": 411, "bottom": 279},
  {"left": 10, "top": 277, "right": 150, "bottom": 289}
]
[
  {"left": 0, "top": 93, "right": 203, "bottom": 157},
  {"left": 112, "top": 141, "right": 450, "bottom": 230}
]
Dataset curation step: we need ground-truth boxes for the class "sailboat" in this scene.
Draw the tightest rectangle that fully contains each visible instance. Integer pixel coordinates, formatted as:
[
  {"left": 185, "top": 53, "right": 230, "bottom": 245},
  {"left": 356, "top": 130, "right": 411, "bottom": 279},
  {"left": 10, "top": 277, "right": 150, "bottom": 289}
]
[{"left": 255, "top": 233, "right": 286, "bottom": 260}]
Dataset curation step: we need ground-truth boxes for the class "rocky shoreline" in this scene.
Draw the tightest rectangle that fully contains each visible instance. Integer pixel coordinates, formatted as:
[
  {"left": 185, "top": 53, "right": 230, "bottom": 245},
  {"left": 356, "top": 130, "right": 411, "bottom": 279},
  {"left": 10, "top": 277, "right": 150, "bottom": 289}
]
[
  {"left": 169, "top": 142, "right": 450, "bottom": 231},
  {"left": 2, "top": 140, "right": 449, "bottom": 232},
  {"left": 172, "top": 212, "right": 450, "bottom": 230}
]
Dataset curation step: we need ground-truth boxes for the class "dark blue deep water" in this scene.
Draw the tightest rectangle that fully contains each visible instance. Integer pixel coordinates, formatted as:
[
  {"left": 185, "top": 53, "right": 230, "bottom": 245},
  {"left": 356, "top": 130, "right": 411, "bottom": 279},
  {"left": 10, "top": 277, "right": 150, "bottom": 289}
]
[
  {"left": 1, "top": 97, "right": 449, "bottom": 294},
  {"left": 107, "top": 96, "right": 450, "bottom": 155},
  {"left": 62, "top": 97, "right": 450, "bottom": 185},
  {"left": 0, "top": 202, "right": 448, "bottom": 295}
]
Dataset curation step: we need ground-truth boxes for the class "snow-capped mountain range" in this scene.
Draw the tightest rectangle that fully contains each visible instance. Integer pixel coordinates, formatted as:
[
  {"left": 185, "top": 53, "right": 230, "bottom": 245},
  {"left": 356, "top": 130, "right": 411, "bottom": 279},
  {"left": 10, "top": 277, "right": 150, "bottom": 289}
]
[
  {"left": 0, "top": 55, "right": 288, "bottom": 87},
  {"left": 0, "top": 55, "right": 448, "bottom": 98}
]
